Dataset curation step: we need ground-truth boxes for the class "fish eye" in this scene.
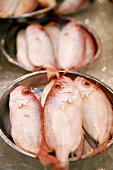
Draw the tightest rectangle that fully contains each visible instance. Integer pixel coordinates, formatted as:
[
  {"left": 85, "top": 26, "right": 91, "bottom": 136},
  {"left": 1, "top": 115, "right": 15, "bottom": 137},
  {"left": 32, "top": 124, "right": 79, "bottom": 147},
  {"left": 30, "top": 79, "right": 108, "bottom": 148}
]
[
  {"left": 84, "top": 82, "right": 90, "bottom": 86},
  {"left": 55, "top": 84, "right": 61, "bottom": 89},
  {"left": 82, "top": 80, "right": 91, "bottom": 87},
  {"left": 25, "top": 90, "right": 30, "bottom": 94},
  {"left": 53, "top": 81, "right": 63, "bottom": 90},
  {"left": 22, "top": 88, "right": 32, "bottom": 95}
]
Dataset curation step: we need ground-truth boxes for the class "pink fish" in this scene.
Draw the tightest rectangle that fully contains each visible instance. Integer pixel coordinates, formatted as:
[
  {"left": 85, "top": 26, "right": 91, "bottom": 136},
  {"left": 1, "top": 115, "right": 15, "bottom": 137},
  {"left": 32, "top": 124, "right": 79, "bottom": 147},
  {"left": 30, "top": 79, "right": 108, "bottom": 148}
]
[
  {"left": 9, "top": 85, "right": 42, "bottom": 155},
  {"left": 55, "top": 0, "right": 86, "bottom": 15},
  {"left": 16, "top": 29, "right": 34, "bottom": 71},
  {"left": 26, "top": 23, "right": 59, "bottom": 79},
  {"left": 0, "top": 0, "right": 18, "bottom": 18},
  {"left": 57, "top": 21, "right": 85, "bottom": 70},
  {"left": 80, "top": 28, "right": 96, "bottom": 66},
  {"left": 26, "top": 23, "right": 55, "bottom": 68},
  {"left": 9, "top": 85, "right": 59, "bottom": 167},
  {"left": 74, "top": 76, "right": 113, "bottom": 156},
  {"left": 14, "top": 0, "right": 39, "bottom": 16},
  {"left": 44, "top": 22, "right": 61, "bottom": 61},
  {"left": 44, "top": 76, "right": 83, "bottom": 169},
  {"left": 41, "top": 79, "right": 55, "bottom": 107},
  {"left": 37, "top": 0, "right": 56, "bottom": 8}
]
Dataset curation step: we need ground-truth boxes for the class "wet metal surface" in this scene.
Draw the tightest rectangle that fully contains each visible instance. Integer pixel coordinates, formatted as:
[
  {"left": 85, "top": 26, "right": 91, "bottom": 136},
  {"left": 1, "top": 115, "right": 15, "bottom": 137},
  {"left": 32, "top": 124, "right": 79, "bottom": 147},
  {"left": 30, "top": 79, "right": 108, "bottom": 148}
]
[{"left": 0, "top": 0, "right": 113, "bottom": 169}]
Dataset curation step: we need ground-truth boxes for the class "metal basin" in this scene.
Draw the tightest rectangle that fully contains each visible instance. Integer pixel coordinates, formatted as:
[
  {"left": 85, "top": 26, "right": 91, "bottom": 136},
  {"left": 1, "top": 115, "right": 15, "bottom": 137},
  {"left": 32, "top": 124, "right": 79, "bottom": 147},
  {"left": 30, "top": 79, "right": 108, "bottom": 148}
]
[
  {"left": 0, "top": 70, "right": 113, "bottom": 161},
  {"left": 1, "top": 16, "right": 101, "bottom": 72}
]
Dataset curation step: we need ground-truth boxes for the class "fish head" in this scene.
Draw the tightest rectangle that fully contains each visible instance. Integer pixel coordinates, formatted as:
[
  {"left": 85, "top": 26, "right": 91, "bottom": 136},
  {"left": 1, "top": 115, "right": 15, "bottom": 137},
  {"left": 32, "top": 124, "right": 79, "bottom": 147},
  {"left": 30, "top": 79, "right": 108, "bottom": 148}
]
[
  {"left": 10, "top": 85, "right": 38, "bottom": 106},
  {"left": 51, "top": 76, "right": 75, "bottom": 95},
  {"left": 74, "top": 76, "right": 97, "bottom": 98}
]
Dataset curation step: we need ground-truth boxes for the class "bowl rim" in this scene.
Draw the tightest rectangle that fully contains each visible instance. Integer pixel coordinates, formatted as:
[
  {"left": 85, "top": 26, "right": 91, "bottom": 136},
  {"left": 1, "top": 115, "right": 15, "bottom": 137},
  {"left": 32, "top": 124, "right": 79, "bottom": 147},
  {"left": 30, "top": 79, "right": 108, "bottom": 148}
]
[
  {"left": 0, "top": 16, "right": 102, "bottom": 72},
  {"left": 0, "top": 70, "right": 113, "bottom": 161},
  {"left": 0, "top": 0, "right": 57, "bottom": 19}
]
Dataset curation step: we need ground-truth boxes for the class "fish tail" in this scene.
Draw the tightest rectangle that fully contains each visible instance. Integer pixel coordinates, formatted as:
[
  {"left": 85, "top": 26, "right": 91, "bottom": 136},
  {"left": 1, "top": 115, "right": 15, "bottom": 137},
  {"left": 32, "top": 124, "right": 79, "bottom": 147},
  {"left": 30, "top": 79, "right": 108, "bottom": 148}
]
[
  {"left": 47, "top": 67, "right": 60, "bottom": 80},
  {"left": 51, "top": 162, "right": 69, "bottom": 170}
]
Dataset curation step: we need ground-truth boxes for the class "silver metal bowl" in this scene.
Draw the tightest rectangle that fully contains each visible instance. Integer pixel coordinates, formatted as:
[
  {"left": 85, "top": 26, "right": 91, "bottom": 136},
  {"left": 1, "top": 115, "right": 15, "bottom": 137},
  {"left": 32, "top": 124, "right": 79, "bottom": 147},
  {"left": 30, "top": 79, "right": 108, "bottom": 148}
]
[
  {"left": 0, "top": 70, "right": 113, "bottom": 161},
  {"left": 0, "top": 0, "right": 63, "bottom": 23},
  {"left": 1, "top": 16, "right": 101, "bottom": 72}
]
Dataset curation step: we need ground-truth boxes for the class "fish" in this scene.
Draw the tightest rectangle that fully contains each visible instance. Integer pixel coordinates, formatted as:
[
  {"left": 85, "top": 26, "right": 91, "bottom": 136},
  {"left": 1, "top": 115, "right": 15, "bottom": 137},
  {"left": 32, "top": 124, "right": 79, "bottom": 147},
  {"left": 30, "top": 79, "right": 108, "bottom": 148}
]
[
  {"left": 9, "top": 85, "right": 42, "bottom": 155},
  {"left": 0, "top": 0, "right": 18, "bottom": 18},
  {"left": 37, "top": 0, "right": 56, "bottom": 8},
  {"left": 9, "top": 85, "right": 60, "bottom": 167},
  {"left": 44, "top": 76, "right": 83, "bottom": 169},
  {"left": 41, "top": 79, "right": 55, "bottom": 107},
  {"left": 14, "top": 0, "right": 39, "bottom": 16},
  {"left": 55, "top": 0, "right": 87, "bottom": 15},
  {"left": 26, "top": 23, "right": 55, "bottom": 68},
  {"left": 26, "top": 23, "right": 59, "bottom": 79},
  {"left": 16, "top": 29, "right": 34, "bottom": 71},
  {"left": 44, "top": 22, "right": 61, "bottom": 61},
  {"left": 57, "top": 20, "right": 85, "bottom": 70},
  {"left": 74, "top": 76, "right": 113, "bottom": 156},
  {"left": 80, "top": 28, "right": 96, "bottom": 66}
]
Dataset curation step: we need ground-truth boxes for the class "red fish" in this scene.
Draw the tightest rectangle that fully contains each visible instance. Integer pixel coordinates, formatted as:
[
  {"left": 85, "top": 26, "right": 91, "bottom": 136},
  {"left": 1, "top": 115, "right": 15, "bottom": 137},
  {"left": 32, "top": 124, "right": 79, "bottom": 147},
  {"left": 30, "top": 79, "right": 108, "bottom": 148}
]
[
  {"left": 9, "top": 85, "right": 42, "bottom": 155},
  {"left": 26, "top": 23, "right": 59, "bottom": 79},
  {"left": 44, "top": 22, "right": 61, "bottom": 61},
  {"left": 0, "top": 0, "right": 18, "bottom": 18},
  {"left": 55, "top": 0, "right": 86, "bottom": 15},
  {"left": 14, "top": 0, "right": 39, "bottom": 16},
  {"left": 80, "top": 28, "right": 96, "bottom": 66},
  {"left": 16, "top": 29, "right": 34, "bottom": 71},
  {"left": 9, "top": 85, "right": 59, "bottom": 167},
  {"left": 41, "top": 79, "right": 55, "bottom": 107},
  {"left": 44, "top": 76, "right": 83, "bottom": 169},
  {"left": 57, "top": 21, "right": 85, "bottom": 70},
  {"left": 74, "top": 76, "right": 113, "bottom": 156}
]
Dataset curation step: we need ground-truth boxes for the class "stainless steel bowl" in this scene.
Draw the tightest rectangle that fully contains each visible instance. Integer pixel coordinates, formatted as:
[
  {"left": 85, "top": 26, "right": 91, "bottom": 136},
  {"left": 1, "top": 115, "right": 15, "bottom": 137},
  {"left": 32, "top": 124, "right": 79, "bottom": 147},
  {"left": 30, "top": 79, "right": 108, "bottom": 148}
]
[
  {"left": 0, "top": 0, "right": 64, "bottom": 23},
  {"left": 0, "top": 70, "right": 113, "bottom": 161},
  {"left": 1, "top": 16, "right": 101, "bottom": 72}
]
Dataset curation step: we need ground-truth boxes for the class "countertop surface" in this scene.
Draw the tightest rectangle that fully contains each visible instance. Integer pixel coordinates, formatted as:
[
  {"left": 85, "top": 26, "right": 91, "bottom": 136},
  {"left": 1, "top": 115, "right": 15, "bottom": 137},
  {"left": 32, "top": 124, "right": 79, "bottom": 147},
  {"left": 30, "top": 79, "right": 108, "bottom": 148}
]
[{"left": 0, "top": 0, "right": 113, "bottom": 169}]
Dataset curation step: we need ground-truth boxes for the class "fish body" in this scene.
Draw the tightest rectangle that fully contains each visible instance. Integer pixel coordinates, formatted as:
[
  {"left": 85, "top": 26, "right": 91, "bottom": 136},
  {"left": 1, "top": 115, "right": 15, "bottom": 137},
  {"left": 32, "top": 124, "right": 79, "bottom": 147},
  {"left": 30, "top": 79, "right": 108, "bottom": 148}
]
[
  {"left": 74, "top": 76, "right": 113, "bottom": 154},
  {"left": 41, "top": 79, "right": 55, "bottom": 107},
  {"left": 37, "top": 0, "right": 56, "bottom": 8},
  {"left": 16, "top": 29, "right": 34, "bottom": 71},
  {"left": 81, "top": 28, "right": 96, "bottom": 66},
  {"left": 26, "top": 23, "right": 56, "bottom": 69},
  {"left": 57, "top": 21, "right": 85, "bottom": 70},
  {"left": 9, "top": 85, "right": 42, "bottom": 155},
  {"left": 0, "top": 0, "right": 18, "bottom": 18},
  {"left": 44, "top": 76, "right": 83, "bottom": 167},
  {"left": 14, "top": 0, "right": 39, "bottom": 16},
  {"left": 55, "top": 0, "right": 86, "bottom": 15},
  {"left": 45, "top": 22, "right": 61, "bottom": 60}
]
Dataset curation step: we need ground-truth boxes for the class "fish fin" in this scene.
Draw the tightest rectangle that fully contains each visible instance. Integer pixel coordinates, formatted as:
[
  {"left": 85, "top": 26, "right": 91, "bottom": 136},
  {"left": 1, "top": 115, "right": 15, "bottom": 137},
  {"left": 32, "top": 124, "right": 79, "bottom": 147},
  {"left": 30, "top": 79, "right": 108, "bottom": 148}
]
[
  {"left": 61, "top": 69, "right": 69, "bottom": 76},
  {"left": 84, "top": 128, "right": 98, "bottom": 149},
  {"left": 47, "top": 67, "right": 60, "bottom": 80},
  {"left": 34, "top": 65, "right": 43, "bottom": 71},
  {"left": 51, "top": 162, "right": 69, "bottom": 170},
  {"left": 36, "top": 149, "right": 60, "bottom": 167},
  {"left": 90, "top": 139, "right": 109, "bottom": 157},
  {"left": 75, "top": 131, "right": 84, "bottom": 159}
]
